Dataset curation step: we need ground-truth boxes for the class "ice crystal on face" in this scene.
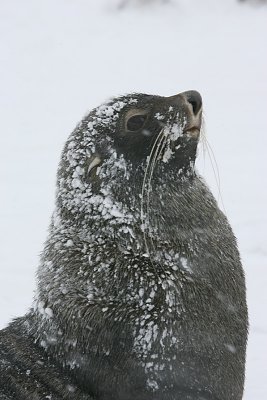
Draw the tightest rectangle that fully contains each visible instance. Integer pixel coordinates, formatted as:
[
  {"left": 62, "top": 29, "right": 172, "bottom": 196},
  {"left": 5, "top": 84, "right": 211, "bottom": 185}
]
[
  {"left": 44, "top": 307, "right": 53, "bottom": 318},
  {"left": 162, "top": 146, "right": 173, "bottom": 163},
  {"left": 180, "top": 256, "right": 193, "bottom": 273},
  {"left": 155, "top": 112, "right": 164, "bottom": 121},
  {"left": 160, "top": 114, "right": 187, "bottom": 163},
  {"left": 169, "top": 118, "right": 185, "bottom": 142}
]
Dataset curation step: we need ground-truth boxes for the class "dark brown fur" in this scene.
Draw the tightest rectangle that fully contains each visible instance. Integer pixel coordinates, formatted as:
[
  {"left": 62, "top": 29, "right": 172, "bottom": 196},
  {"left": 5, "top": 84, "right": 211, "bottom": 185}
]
[{"left": 0, "top": 92, "right": 248, "bottom": 400}]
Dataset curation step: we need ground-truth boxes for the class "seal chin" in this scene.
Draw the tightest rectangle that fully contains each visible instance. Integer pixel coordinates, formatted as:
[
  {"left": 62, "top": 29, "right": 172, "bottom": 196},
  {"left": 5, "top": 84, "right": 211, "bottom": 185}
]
[{"left": 183, "top": 126, "right": 201, "bottom": 139}]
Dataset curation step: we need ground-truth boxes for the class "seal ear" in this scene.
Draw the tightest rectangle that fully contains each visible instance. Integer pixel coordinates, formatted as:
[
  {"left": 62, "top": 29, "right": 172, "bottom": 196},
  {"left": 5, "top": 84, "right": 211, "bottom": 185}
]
[
  {"left": 87, "top": 155, "right": 102, "bottom": 174},
  {"left": 86, "top": 154, "right": 102, "bottom": 182}
]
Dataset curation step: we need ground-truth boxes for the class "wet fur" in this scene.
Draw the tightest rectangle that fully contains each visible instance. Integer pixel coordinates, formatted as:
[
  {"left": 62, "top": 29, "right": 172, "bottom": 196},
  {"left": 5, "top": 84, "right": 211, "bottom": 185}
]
[{"left": 0, "top": 93, "right": 248, "bottom": 400}]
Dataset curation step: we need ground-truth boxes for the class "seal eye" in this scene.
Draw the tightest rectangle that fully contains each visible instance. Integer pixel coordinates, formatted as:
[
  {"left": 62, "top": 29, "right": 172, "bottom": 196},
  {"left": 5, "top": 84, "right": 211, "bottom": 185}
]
[{"left": 126, "top": 115, "right": 147, "bottom": 132}]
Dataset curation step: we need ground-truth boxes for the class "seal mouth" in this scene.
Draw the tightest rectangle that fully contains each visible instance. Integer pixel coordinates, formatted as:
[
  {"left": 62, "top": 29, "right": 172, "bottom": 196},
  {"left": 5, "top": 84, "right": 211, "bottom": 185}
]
[
  {"left": 158, "top": 121, "right": 201, "bottom": 162},
  {"left": 183, "top": 126, "right": 201, "bottom": 139}
]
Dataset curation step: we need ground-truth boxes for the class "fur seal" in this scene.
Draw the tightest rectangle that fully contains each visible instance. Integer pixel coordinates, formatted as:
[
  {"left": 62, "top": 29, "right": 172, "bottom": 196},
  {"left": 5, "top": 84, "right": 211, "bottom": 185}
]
[{"left": 0, "top": 91, "right": 248, "bottom": 400}]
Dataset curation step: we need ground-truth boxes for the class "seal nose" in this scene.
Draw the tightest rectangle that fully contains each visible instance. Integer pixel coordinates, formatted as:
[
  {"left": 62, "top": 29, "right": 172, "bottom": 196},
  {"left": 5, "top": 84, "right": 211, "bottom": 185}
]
[{"left": 182, "top": 90, "right": 202, "bottom": 116}]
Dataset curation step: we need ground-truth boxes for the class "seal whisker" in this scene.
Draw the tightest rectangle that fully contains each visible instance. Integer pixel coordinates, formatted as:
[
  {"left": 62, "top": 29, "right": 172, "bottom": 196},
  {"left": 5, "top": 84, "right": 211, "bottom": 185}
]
[
  {"left": 140, "top": 128, "right": 164, "bottom": 254},
  {"left": 145, "top": 131, "right": 170, "bottom": 279},
  {"left": 199, "top": 120, "right": 208, "bottom": 170},
  {"left": 202, "top": 135, "right": 227, "bottom": 214},
  {"left": 143, "top": 113, "right": 187, "bottom": 280},
  {"left": 140, "top": 128, "right": 167, "bottom": 278},
  {"left": 142, "top": 115, "right": 179, "bottom": 279},
  {"left": 199, "top": 118, "right": 221, "bottom": 194},
  {"left": 145, "top": 130, "right": 168, "bottom": 237}
]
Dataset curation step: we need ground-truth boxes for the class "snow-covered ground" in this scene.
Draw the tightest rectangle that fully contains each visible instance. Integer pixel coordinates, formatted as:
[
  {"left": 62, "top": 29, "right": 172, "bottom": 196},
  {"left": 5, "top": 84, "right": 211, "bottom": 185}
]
[{"left": 0, "top": 0, "right": 266, "bottom": 397}]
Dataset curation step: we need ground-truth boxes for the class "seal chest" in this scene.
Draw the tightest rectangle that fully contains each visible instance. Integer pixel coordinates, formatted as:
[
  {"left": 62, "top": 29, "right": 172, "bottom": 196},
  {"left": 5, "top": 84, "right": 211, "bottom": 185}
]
[{"left": 0, "top": 91, "right": 248, "bottom": 400}]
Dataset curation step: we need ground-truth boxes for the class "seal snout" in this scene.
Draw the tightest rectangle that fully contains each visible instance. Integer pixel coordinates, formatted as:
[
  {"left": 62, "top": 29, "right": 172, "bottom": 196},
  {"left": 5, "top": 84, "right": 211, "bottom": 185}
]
[
  {"left": 182, "top": 90, "right": 202, "bottom": 116},
  {"left": 179, "top": 90, "right": 202, "bottom": 138}
]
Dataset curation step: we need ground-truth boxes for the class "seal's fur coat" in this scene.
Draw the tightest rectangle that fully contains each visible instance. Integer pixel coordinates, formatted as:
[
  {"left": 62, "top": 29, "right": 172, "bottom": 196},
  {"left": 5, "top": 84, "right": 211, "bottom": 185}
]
[{"left": 0, "top": 92, "right": 248, "bottom": 400}]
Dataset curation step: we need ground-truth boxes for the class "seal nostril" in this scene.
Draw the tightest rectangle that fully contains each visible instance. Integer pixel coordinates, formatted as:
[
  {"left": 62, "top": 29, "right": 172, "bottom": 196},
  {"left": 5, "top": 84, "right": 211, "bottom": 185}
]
[
  {"left": 183, "top": 91, "right": 202, "bottom": 116},
  {"left": 189, "top": 99, "right": 199, "bottom": 115}
]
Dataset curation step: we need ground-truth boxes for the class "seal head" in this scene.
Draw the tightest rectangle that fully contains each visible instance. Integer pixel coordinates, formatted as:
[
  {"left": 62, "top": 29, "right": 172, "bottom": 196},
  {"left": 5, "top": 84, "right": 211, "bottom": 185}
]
[{"left": 54, "top": 91, "right": 202, "bottom": 231}]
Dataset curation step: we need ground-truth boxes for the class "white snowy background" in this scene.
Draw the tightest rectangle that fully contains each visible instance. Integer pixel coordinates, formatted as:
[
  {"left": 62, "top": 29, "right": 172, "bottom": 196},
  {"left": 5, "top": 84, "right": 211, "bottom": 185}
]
[{"left": 0, "top": 0, "right": 266, "bottom": 398}]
